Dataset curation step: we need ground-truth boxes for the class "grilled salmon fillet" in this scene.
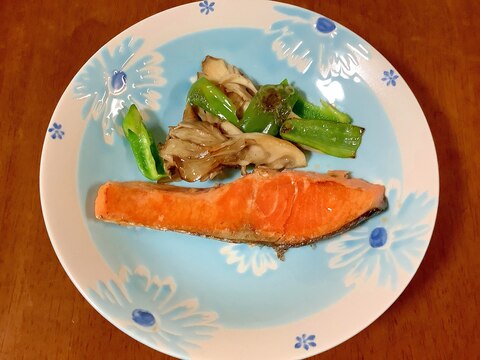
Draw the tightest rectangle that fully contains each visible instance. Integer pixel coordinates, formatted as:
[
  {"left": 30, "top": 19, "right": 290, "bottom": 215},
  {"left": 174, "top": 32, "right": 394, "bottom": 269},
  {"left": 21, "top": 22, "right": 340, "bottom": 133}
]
[{"left": 95, "top": 169, "right": 387, "bottom": 250}]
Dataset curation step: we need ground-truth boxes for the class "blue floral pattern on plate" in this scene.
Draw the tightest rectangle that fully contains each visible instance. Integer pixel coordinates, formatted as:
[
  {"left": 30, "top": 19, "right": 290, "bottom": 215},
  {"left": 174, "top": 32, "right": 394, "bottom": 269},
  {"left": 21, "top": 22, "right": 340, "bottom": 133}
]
[
  {"left": 48, "top": 122, "right": 64, "bottom": 140},
  {"left": 89, "top": 266, "right": 218, "bottom": 357},
  {"left": 269, "top": 5, "right": 370, "bottom": 78},
  {"left": 295, "top": 334, "right": 317, "bottom": 350},
  {"left": 382, "top": 69, "right": 400, "bottom": 86},
  {"left": 220, "top": 244, "right": 279, "bottom": 276},
  {"left": 326, "top": 182, "right": 437, "bottom": 289},
  {"left": 199, "top": 1, "right": 215, "bottom": 15},
  {"left": 41, "top": 1, "right": 439, "bottom": 357},
  {"left": 73, "top": 37, "right": 165, "bottom": 144}
]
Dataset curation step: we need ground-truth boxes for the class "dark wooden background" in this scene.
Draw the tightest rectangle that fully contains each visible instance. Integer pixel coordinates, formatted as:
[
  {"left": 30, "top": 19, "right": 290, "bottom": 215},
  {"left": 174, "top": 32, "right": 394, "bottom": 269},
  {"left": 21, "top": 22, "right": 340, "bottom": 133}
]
[{"left": 1, "top": 0, "right": 478, "bottom": 358}]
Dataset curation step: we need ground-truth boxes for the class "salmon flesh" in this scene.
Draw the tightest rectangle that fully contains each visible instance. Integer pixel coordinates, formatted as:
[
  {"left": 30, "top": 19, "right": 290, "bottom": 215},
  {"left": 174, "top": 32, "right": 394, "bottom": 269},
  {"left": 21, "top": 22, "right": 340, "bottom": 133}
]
[{"left": 95, "top": 170, "right": 387, "bottom": 253}]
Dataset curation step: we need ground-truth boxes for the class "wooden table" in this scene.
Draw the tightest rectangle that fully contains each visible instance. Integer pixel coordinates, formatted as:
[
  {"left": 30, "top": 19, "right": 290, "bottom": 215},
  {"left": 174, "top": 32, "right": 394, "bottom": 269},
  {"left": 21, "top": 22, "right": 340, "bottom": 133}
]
[{"left": 1, "top": 0, "right": 478, "bottom": 358}]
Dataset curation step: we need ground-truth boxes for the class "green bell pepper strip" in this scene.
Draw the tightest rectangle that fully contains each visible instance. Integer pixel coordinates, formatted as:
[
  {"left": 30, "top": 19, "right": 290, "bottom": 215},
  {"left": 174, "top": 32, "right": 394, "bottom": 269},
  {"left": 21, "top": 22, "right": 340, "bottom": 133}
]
[
  {"left": 292, "top": 97, "right": 353, "bottom": 124},
  {"left": 240, "top": 82, "right": 298, "bottom": 135},
  {"left": 187, "top": 77, "right": 240, "bottom": 127},
  {"left": 281, "top": 79, "right": 300, "bottom": 108},
  {"left": 280, "top": 119, "right": 364, "bottom": 158},
  {"left": 122, "top": 104, "right": 168, "bottom": 181}
]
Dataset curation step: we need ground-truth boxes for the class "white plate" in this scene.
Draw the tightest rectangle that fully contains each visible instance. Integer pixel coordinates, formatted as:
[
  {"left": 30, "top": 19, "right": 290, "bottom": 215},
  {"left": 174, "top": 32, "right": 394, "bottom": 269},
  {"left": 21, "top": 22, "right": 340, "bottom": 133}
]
[{"left": 40, "top": 1, "right": 439, "bottom": 359}]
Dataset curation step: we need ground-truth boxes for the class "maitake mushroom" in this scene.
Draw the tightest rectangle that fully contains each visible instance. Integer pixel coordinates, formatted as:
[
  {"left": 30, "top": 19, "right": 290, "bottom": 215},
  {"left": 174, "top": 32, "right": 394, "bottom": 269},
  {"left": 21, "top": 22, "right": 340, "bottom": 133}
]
[
  {"left": 199, "top": 55, "right": 257, "bottom": 118},
  {"left": 161, "top": 116, "right": 306, "bottom": 182}
]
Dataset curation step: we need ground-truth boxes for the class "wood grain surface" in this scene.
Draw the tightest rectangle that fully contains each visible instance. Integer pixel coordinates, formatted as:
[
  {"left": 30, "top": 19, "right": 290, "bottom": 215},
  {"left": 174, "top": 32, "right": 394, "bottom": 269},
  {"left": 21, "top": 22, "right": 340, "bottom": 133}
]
[{"left": 1, "top": 0, "right": 479, "bottom": 359}]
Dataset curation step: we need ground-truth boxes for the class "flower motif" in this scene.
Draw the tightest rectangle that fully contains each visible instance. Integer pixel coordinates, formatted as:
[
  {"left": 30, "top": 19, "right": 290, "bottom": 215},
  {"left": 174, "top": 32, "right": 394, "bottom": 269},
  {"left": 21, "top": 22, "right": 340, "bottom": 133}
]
[
  {"left": 48, "top": 123, "right": 65, "bottom": 140},
  {"left": 382, "top": 69, "right": 400, "bottom": 86},
  {"left": 73, "top": 37, "right": 165, "bottom": 144},
  {"left": 326, "top": 181, "right": 437, "bottom": 289},
  {"left": 199, "top": 1, "right": 215, "bottom": 15},
  {"left": 89, "top": 266, "right": 219, "bottom": 357},
  {"left": 220, "top": 244, "right": 278, "bottom": 277},
  {"left": 294, "top": 334, "right": 317, "bottom": 350},
  {"left": 269, "top": 5, "right": 370, "bottom": 78}
]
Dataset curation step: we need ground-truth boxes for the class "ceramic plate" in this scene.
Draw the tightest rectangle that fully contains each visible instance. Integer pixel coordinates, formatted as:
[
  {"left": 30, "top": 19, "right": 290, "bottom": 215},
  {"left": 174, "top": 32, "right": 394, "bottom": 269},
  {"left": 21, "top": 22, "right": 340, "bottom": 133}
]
[{"left": 40, "top": 1, "right": 439, "bottom": 359}]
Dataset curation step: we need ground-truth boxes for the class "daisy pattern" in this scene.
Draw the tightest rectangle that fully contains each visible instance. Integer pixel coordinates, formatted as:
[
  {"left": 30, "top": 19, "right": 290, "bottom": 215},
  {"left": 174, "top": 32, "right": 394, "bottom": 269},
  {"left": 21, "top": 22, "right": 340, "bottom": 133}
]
[
  {"left": 47, "top": 122, "right": 65, "bottom": 140},
  {"left": 199, "top": 1, "right": 215, "bottom": 15},
  {"left": 89, "top": 266, "right": 218, "bottom": 357},
  {"left": 220, "top": 244, "right": 278, "bottom": 276},
  {"left": 326, "top": 181, "right": 437, "bottom": 289},
  {"left": 269, "top": 5, "right": 370, "bottom": 78},
  {"left": 73, "top": 37, "right": 165, "bottom": 144},
  {"left": 294, "top": 334, "right": 317, "bottom": 350},
  {"left": 382, "top": 69, "right": 400, "bottom": 86}
]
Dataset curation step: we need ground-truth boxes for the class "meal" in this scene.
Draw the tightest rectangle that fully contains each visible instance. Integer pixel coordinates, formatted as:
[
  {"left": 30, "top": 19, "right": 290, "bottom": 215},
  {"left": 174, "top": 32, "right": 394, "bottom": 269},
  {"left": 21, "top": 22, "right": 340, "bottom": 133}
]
[{"left": 95, "top": 56, "right": 387, "bottom": 256}]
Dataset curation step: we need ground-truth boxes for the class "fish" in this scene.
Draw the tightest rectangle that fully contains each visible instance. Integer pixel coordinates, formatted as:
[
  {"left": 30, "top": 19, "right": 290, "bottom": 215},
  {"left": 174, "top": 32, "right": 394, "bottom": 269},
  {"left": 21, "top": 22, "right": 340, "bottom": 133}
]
[{"left": 95, "top": 169, "right": 387, "bottom": 257}]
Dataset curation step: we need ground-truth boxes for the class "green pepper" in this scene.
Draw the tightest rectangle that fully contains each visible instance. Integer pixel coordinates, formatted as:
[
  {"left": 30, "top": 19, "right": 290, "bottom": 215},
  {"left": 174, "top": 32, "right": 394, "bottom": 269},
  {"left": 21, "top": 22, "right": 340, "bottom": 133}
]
[
  {"left": 293, "top": 97, "right": 353, "bottom": 124},
  {"left": 281, "top": 79, "right": 300, "bottom": 108},
  {"left": 187, "top": 77, "right": 239, "bottom": 126},
  {"left": 280, "top": 119, "right": 364, "bottom": 158},
  {"left": 122, "top": 104, "right": 168, "bottom": 181},
  {"left": 241, "top": 82, "right": 298, "bottom": 135}
]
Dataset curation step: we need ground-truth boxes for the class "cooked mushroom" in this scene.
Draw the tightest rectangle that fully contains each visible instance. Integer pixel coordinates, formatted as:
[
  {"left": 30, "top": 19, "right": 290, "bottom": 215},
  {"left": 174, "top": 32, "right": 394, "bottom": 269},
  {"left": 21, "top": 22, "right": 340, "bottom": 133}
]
[
  {"left": 182, "top": 103, "right": 200, "bottom": 123},
  {"left": 235, "top": 132, "right": 307, "bottom": 171},
  {"left": 160, "top": 121, "right": 306, "bottom": 182},
  {"left": 200, "top": 56, "right": 257, "bottom": 94},
  {"left": 196, "top": 107, "right": 223, "bottom": 125},
  {"left": 160, "top": 122, "right": 249, "bottom": 181},
  {"left": 199, "top": 56, "right": 257, "bottom": 118}
]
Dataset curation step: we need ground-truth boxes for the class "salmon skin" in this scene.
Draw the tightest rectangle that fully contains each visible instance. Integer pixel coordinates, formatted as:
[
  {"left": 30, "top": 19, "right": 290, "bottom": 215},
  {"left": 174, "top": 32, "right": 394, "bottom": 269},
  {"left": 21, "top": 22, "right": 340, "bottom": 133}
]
[{"left": 95, "top": 169, "right": 387, "bottom": 256}]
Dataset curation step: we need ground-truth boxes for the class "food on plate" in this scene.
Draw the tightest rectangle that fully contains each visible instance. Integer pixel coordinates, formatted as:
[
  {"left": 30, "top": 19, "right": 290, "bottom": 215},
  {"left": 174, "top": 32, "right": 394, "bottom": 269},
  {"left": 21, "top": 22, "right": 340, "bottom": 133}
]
[
  {"left": 122, "top": 105, "right": 168, "bottom": 181},
  {"left": 280, "top": 119, "right": 364, "bottom": 158},
  {"left": 160, "top": 119, "right": 306, "bottom": 182},
  {"left": 240, "top": 80, "right": 298, "bottom": 135},
  {"left": 95, "top": 169, "right": 387, "bottom": 257},
  {"left": 188, "top": 77, "right": 240, "bottom": 127},
  {"left": 97, "top": 56, "right": 384, "bottom": 254},
  {"left": 292, "top": 97, "right": 353, "bottom": 124},
  {"left": 199, "top": 55, "right": 257, "bottom": 119},
  {"left": 121, "top": 56, "right": 364, "bottom": 183}
]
